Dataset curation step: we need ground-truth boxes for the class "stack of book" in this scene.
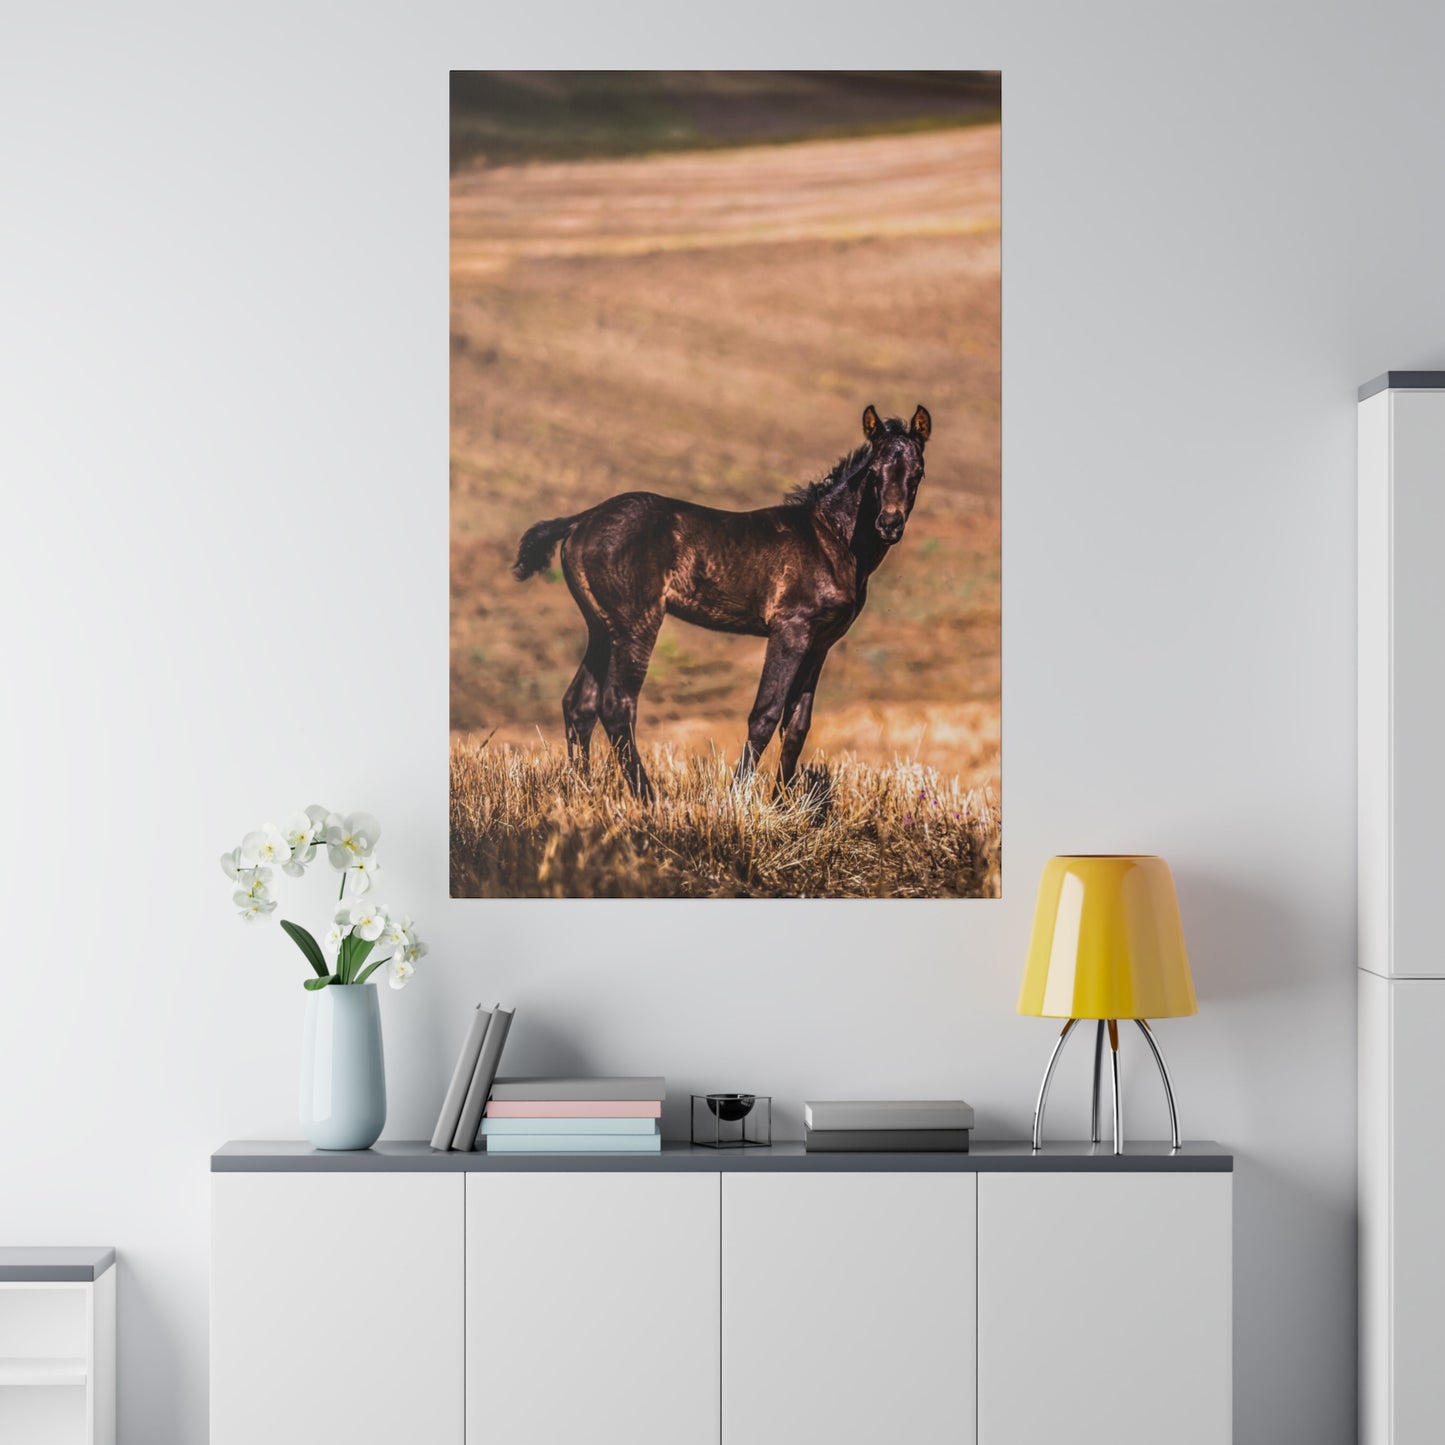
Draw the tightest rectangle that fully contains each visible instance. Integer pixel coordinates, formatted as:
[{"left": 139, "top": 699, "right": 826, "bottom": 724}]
[
  {"left": 480, "top": 1077, "right": 665, "bottom": 1154},
  {"left": 430, "top": 1003, "right": 516, "bottom": 1153},
  {"left": 803, "top": 1099, "right": 974, "bottom": 1152}
]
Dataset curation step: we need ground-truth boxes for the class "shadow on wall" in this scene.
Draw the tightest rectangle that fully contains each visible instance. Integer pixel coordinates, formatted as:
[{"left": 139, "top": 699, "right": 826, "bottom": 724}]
[
  {"left": 1228, "top": 1151, "right": 1357, "bottom": 1442},
  {"left": 1176, "top": 867, "right": 1341, "bottom": 1003},
  {"left": 415, "top": 1000, "right": 602, "bottom": 1107},
  {"left": 119, "top": 1257, "right": 191, "bottom": 1443}
]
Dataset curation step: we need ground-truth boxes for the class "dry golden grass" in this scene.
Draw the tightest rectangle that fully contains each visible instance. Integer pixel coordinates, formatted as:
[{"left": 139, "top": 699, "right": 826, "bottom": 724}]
[{"left": 451, "top": 736, "right": 1000, "bottom": 900}]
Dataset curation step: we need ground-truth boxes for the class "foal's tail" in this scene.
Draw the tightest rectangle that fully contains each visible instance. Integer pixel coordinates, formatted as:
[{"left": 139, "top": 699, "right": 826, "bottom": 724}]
[{"left": 513, "top": 513, "right": 581, "bottom": 580}]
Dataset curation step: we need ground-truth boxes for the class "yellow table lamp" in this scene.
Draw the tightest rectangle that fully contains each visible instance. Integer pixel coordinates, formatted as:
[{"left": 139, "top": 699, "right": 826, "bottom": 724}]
[{"left": 1019, "top": 855, "right": 1196, "bottom": 1154}]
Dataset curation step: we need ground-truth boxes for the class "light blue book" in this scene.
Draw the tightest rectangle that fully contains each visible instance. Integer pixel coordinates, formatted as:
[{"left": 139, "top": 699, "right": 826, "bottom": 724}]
[
  {"left": 479, "top": 1116, "right": 660, "bottom": 1137},
  {"left": 484, "top": 1133, "right": 663, "bottom": 1154}
]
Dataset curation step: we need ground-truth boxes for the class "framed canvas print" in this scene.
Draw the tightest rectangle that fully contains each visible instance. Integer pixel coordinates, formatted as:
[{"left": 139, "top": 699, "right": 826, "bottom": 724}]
[{"left": 450, "top": 71, "right": 1000, "bottom": 899}]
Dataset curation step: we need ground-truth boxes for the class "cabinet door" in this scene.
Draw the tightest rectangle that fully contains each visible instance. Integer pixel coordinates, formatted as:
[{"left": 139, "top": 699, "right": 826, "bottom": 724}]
[
  {"left": 1388, "top": 393, "right": 1445, "bottom": 976},
  {"left": 211, "top": 1173, "right": 463, "bottom": 1445},
  {"left": 722, "top": 1172, "right": 976, "bottom": 1445},
  {"left": 466, "top": 1172, "right": 719, "bottom": 1445},
  {"left": 1387, "top": 978, "right": 1445, "bottom": 1440},
  {"left": 978, "top": 1173, "right": 1231, "bottom": 1445}
]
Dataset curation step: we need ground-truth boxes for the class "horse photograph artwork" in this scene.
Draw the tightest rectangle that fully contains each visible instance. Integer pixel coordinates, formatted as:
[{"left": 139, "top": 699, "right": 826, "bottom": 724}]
[{"left": 450, "top": 72, "right": 1001, "bottom": 898}]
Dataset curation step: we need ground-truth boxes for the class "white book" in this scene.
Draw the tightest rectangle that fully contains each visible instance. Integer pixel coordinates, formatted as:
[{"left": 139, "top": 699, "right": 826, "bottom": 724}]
[
  {"left": 484, "top": 1133, "right": 662, "bottom": 1154},
  {"left": 429, "top": 1005, "right": 492, "bottom": 1151},
  {"left": 804, "top": 1100, "right": 975, "bottom": 1132},
  {"left": 452, "top": 1005, "right": 515, "bottom": 1151},
  {"left": 479, "top": 1117, "right": 660, "bottom": 1136}
]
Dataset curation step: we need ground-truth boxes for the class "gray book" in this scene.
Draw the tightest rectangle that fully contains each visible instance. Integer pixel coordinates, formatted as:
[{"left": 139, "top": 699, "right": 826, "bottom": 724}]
[
  {"left": 430, "top": 1004, "right": 493, "bottom": 1151},
  {"left": 452, "top": 1006, "right": 515, "bottom": 1151},
  {"left": 804, "top": 1100, "right": 975, "bottom": 1132},
  {"left": 488, "top": 1076, "right": 665, "bottom": 1102},
  {"left": 804, "top": 1127, "right": 971, "bottom": 1152}
]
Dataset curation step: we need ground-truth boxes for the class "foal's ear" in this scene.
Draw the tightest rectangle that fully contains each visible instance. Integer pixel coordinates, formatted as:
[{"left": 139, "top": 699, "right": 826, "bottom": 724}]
[
  {"left": 910, "top": 405, "right": 932, "bottom": 444},
  {"left": 862, "top": 404, "right": 881, "bottom": 440}
]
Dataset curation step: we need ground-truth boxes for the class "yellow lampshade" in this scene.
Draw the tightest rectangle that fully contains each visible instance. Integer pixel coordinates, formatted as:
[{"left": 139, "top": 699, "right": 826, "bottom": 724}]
[{"left": 1018, "top": 856, "right": 1196, "bottom": 1020}]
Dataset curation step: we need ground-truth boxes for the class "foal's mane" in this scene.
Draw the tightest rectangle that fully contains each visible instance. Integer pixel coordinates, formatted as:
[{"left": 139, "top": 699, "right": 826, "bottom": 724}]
[
  {"left": 784, "top": 442, "right": 869, "bottom": 508},
  {"left": 782, "top": 417, "right": 913, "bottom": 508}
]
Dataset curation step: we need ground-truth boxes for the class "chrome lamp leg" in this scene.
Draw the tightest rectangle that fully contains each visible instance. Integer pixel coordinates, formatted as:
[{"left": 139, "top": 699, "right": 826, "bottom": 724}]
[
  {"left": 1032, "top": 1017, "right": 1181, "bottom": 1156},
  {"left": 1135, "top": 1018, "right": 1181, "bottom": 1150},
  {"left": 1031, "top": 1018, "right": 1078, "bottom": 1151},
  {"left": 1107, "top": 1018, "right": 1122, "bottom": 1155},
  {"left": 1090, "top": 1020, "right": 1105, "bottom": 1144}
]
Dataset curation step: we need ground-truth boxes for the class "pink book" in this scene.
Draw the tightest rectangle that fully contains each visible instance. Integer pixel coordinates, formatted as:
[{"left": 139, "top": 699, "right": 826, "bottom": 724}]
[{"left": 484, "top": 1099, "right": 662, "bottom": 1118}]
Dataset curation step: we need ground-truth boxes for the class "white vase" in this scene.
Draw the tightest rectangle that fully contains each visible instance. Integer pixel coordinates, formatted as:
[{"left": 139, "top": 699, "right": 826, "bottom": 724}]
[{"left": 299, "top": 984, "right": 386, "bottom": 1150}]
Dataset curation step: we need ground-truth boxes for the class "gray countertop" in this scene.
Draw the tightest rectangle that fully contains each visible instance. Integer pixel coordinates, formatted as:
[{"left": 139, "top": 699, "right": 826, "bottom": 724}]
[
  {"left": 1359, "top": 370, "right": 1445, "bottom": 400},
  {"left": 214, "top": 1140, "right": 1232, "bottom": 1173},
  {"left": 0, "top": 1247, "right": 116, "bottom": 1282}
]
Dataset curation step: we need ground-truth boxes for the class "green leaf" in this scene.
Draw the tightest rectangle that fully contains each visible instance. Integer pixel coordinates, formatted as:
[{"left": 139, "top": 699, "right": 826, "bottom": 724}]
[
  {"left": 348, "top": 937, "right": 377, "bottom": 980},
  {"left": 303, "top": 975, "right": 335, "bottom": 991},
  {"left": 354, "top": 955, "right": 388, "bottom": 987},
  {"left": 280, "top": 920, "right": 329, "bottom": 978}
]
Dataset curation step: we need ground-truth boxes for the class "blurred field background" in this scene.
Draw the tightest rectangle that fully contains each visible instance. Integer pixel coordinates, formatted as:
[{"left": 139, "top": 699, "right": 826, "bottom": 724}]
[{"left": 450, "top": 72, "right": 1000, "bottom": 896}]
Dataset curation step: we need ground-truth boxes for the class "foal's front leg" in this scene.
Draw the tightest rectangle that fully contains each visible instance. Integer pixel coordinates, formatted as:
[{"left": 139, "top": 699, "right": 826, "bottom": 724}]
[
  {"left": 778, "top": 646, "right": 827, "bottom": 786},
  {"left": 735, "top": 625, "right": 810, "bottom": 782}
]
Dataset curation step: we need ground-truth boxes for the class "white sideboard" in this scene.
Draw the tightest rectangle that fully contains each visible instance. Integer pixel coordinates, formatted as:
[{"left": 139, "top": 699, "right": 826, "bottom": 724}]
[
  {"left": 1358, "top": 373, "right": 1445, "bottom": 1445},
  {"left": 211, "top": 1141, "right": 1232, "bottom": 1445},
  {"left": 0, "top": 1249, "right": 115, "bottom": 1445}
]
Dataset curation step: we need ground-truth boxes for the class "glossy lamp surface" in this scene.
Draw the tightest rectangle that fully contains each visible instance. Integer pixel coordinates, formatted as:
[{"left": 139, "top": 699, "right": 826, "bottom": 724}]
[{"left": 1018, "top": 855, "right": 1197, "bottom": 1020}]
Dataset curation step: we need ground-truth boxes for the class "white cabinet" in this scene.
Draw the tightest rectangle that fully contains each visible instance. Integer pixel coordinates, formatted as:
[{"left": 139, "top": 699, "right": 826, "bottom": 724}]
[
  {"left": 721, "top": 1173, "right": 975, "bottom": 1445},
  {"left": 0, "top": 1259, "right": 114, "bottom": 1445},
  {"left": 1360, "top": 971, "right": 1445, "bottom": 1444},
  {"left": 465, "top": 1172, "right": 719, "bottom": 1445},
  {"left": 977, "top": 1173, "right": 1232, "bottom": 1445},
  {"left": 1358, "top": 373, "right": 1445, "bottom": 1445},
  {"left": 210, "top": 1173, "right": 464, "bottom": 1445},
  {"left": 211, "top": 1146, "right": 1230, "bottom": 1445}
]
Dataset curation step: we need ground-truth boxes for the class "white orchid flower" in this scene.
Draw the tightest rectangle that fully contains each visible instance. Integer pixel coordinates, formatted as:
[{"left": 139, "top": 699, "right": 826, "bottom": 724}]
[
  {"left": 344, "top": 855, "right": 382, "bottom": 895},
  {"left": 399, "top": 937, "right": 428, "bottom": 966},
  {"left": 220, "top": 847, "right": 247, "bottom": 882},
  {"left": 241, "top": 823, "right": 291, "bottom": 869},
  {"left": 282, "top": 815, "right": 318, "bottom": 877},
  {"left": 387, "top": 959, "right": 415, "bottom": 990},
  {"left": 349, "top": 902, "right": 387, "bottom": 942},
  {"left": 231, "top": 869, "right": 273, "bottom": 902},
  {"left": 323, "top": 906, "right": 355, "bottom": 954},
  {"left": 381, "top": 914, "right": 412, "bottom": 950},
  {"left": 325, "top": 812, "right": 380, "bottom": 869},
  {"left": 235, "top": 891, "right": 277, "bottom": 924}
]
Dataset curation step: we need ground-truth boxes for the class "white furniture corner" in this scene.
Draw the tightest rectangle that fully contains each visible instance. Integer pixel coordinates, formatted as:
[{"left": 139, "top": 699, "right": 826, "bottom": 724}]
[
  {"left": 1358, "top": 370, "right": 1445, "bottom": 1445},
  {"left": 211, "top": 1140, "right": 1232, "bottom": 1445},
  {"left": 0, "top": 1248, "right": 116, "bottom": 1445}
]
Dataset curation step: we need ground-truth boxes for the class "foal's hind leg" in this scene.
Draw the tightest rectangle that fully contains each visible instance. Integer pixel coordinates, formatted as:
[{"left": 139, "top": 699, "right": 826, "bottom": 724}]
[
  {"left": 599, "top": 615, "right": 662, "bottom": 801},
  {"left": 562, "top": 625, "right": 610, "bottom": 773}
]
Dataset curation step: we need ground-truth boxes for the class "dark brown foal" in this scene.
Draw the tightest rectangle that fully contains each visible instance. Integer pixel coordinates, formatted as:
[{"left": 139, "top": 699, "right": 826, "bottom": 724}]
[{"left": 513, "top": 404, "right": 931, "bottom": 798}]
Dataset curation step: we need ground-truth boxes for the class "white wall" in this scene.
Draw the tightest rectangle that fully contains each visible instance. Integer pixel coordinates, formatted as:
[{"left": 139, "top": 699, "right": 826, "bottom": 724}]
[{"left": 4, "top": 2, "right": 1443, "bottom": 1441}]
